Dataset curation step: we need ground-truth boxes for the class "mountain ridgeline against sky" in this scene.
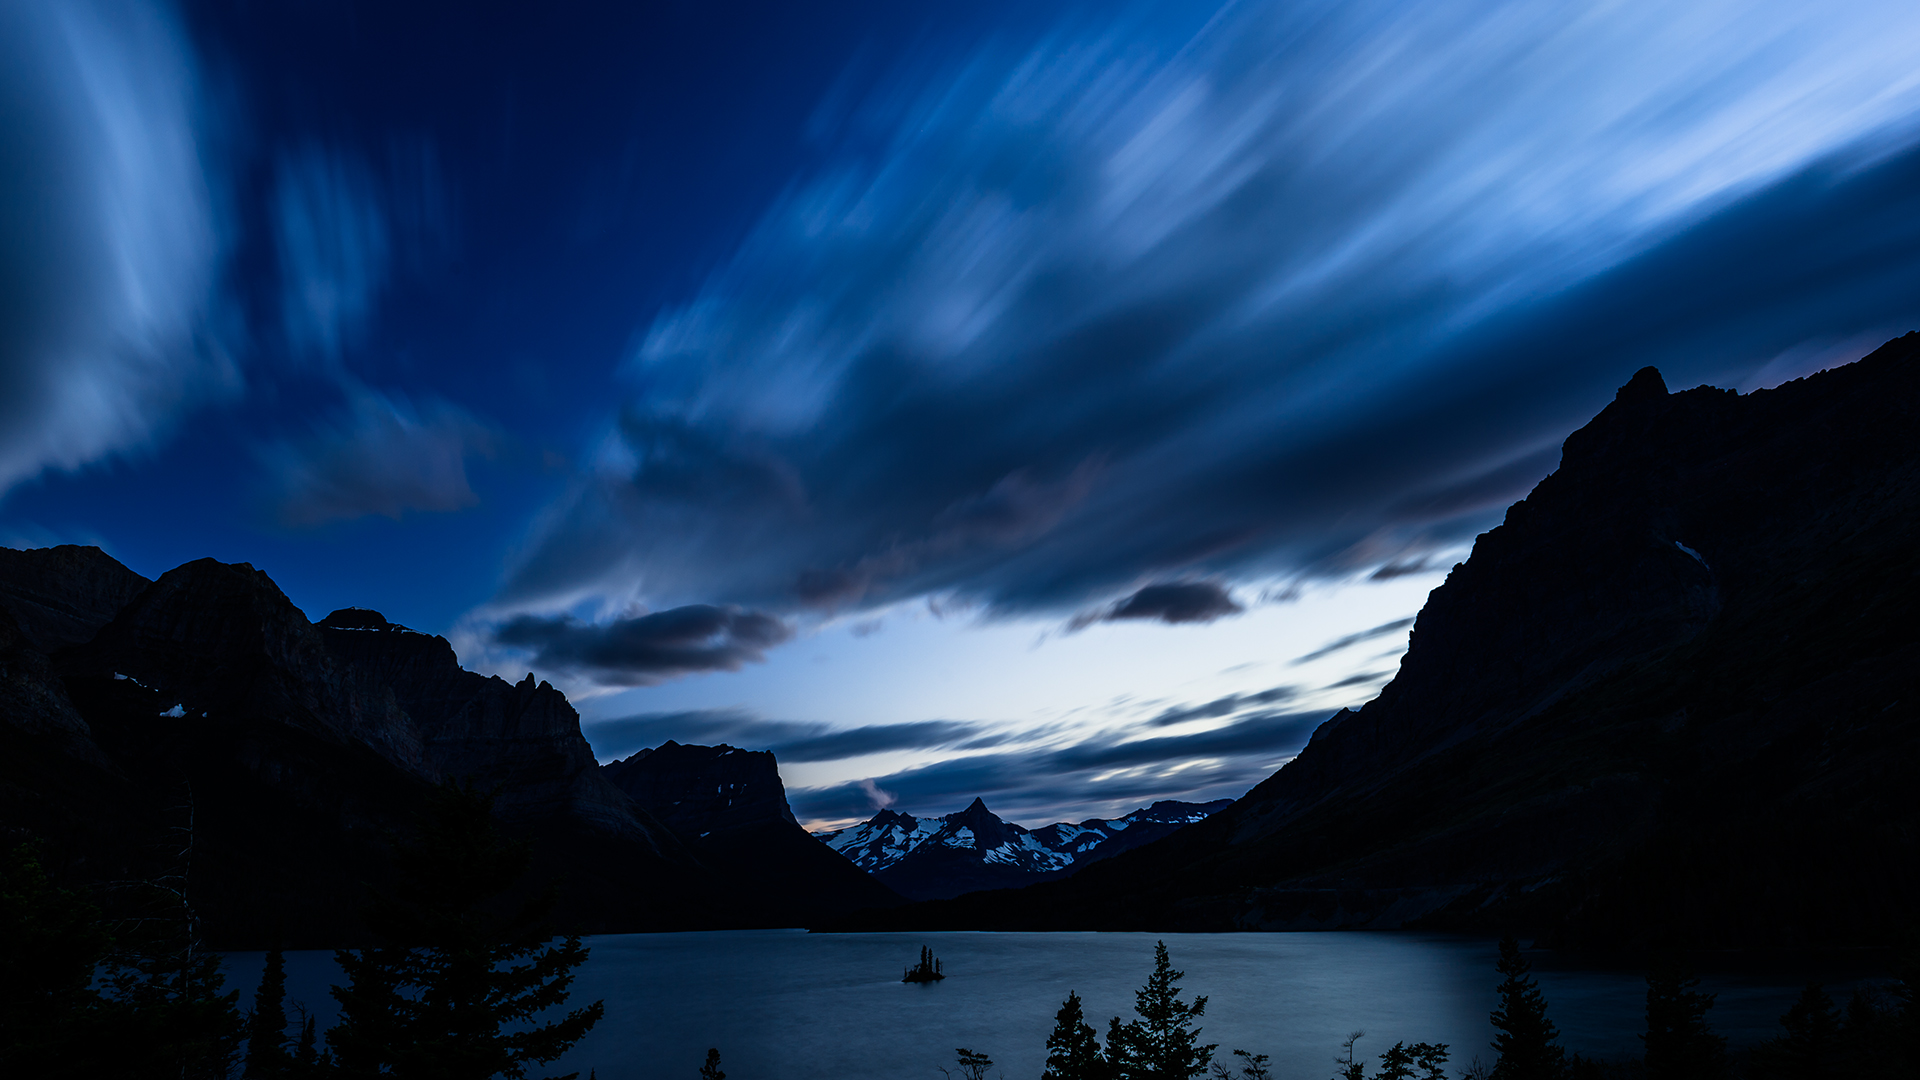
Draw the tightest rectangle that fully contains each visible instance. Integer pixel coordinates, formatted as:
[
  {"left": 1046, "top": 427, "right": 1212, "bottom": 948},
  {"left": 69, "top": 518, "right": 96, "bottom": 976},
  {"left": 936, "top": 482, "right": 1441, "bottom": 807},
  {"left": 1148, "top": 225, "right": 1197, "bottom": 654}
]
[
  {"left": 832, "top": 336, "right": 1920, "bottom": 946},
  {"left": 814, "top": 798, "right": 1232, "bottom": 901},
  {"left": 0, "top": 555, "right": 905, "bottom": 945}
]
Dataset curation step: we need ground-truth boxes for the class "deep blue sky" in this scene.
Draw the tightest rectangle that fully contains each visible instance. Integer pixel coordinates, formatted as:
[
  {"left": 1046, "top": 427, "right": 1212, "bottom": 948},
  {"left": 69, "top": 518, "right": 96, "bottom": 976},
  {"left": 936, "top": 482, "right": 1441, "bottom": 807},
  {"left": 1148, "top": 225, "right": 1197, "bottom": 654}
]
[{"left": 7, "top": 0, "right": 1920, "bottom": 825}]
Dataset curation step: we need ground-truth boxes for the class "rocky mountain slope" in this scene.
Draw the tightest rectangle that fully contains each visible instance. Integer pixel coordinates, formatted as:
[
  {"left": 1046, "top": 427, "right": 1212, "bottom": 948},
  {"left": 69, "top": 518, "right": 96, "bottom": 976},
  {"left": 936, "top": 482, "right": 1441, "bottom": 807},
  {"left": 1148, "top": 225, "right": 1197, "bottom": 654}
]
[
  {"left": 834, "top": 335, "right": 1920, "bottom": 947},
  {"left": 602, "top": 740, "right": 900, "bottom": 917},
  {"left": 814, "top": 797, "right": 1231, "bottom": 900},
  {"left": 0, "top": 553, "right": 892, "bottom": 945}
]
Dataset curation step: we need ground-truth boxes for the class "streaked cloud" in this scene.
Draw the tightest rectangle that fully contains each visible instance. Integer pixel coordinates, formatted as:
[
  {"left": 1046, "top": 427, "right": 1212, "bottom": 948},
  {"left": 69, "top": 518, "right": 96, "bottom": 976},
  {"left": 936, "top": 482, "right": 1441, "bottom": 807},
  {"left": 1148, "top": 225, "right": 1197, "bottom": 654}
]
[
  {"left": 583, "top": 709, "right": 1005, "bottom": 763},
  {"left": 1292, "top": 617, "right": 1416, "bottom": 665},
  {"left": 790, "top": 708, "right": 1330, "bottom": 825},
  {"left": 272, "top": 144, "right": 389, "bottom": 362},
  {"left": 1083, "top": 581, "right": 1244, "bottom": 629},
  {"left": 0, "top": 0, "right": 230, "bottom": 494},
  {"left": 492, "top": 0, "right": 1920, "bottom": 657},
  {"left": 495, "top": 605, "right": 795, "bottom": 687}
]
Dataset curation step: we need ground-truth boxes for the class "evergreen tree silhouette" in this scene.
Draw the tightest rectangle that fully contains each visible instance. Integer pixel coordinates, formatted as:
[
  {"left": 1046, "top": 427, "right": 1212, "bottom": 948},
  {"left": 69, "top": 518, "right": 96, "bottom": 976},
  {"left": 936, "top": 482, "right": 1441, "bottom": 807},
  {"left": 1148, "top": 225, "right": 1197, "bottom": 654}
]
[
  {"left": 1488, "top": 937, "right": 1566, "bottom": 1080},
  {"left": 943, "top": 1047, "right": 996, "bottom": 1080},
  {"left": 1640, "top": 958, "right": 1727, "bottom": 1080},
  {"left": 1334, "top": 1031, "right": 1367, "bottom": 1080},
  {"left": 1107, "top": 1015, "right": 1139, "bottom": 1078},
  {"left": 1207, "top": 1048, "right": 1273, "bottom": 1080},
  {"left": 698, "top": 1047, "right": 725, "bottom": 1080},
  {"left": 326, "top": 781, "right": 604, "bottom": 1080},
  {"left": 245, "top": 946, "right": 293, "bottom": 1078},
  {"left": 1374, "top": 1041, "right": 1451, "bottom": 1080},
  {"left": 0, "top": 842, "right": 109, "bottom": 1075},
  {"left": 1043, "top": 990, "right": 1110, "bottom": 1080},
  {"left": 1110, "top": 941, "right": 1216, "bottom": 1080},
  {"left": 1749, "top": 983, "right": 1841, "bottom": 1080}
]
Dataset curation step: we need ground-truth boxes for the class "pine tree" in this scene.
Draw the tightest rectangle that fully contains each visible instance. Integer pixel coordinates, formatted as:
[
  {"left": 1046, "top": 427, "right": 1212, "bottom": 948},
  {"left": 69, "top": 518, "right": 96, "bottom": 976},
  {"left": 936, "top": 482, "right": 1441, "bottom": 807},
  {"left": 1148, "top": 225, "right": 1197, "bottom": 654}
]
[
  {"left": 0, "top": 842, "right": 109, "bottom": 1075},
  {"left": 1488, "top": 937, "right": 1566, "bottom": 1080},
  {"left": 1374, "top": 1041, "right": 1452, "bottom": 1080},
  {"left": 1640, "top": 959, "right": 1726, "bottom": 1080},
  {"left": 246, "top": 946, "right": 293, "bottom": 1078},
  {"left": 1044, "top": 991, "right": 1110, "bottom": 1080},
  {"left": 944, "top": 1047, "right": 996, "bottom": 1080},
  {"left": 1334, "top": 1031, "right": 1367, "bottom": 1080},
  {"left": 1108, "top": 1015, "right": 1140, "bottom": 1078},
  {"left": 326, "top": 781, "right": 605, "bottom": 1080},
  {"left": 698, "top": 1047, "right": 725, "bottom": 1080},
  {"left": 1749, "top": 983, "right": 1841, "bottom": 1080},
  {"left": 1113, "top": 941, "right": 1216, "bottom": 1080},
  {"left": 1208, "top": 1049, "right": 1272, "bottom": 1080}
]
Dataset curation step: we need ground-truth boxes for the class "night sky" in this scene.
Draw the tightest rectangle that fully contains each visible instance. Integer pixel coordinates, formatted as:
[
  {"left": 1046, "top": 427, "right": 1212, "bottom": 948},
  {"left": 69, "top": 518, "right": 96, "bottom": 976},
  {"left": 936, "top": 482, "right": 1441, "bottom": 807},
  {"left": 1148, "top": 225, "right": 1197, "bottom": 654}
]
[{"left": 7, "top": 0, "right": 1920, "bottom": 827}]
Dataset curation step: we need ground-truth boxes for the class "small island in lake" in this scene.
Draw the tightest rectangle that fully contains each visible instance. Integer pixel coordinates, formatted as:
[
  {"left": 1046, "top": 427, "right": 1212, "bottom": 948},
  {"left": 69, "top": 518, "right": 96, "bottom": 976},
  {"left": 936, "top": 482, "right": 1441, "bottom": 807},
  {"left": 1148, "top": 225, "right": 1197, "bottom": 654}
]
[{"left": 902, "top": 945, "right": 945, "bottom": 983}]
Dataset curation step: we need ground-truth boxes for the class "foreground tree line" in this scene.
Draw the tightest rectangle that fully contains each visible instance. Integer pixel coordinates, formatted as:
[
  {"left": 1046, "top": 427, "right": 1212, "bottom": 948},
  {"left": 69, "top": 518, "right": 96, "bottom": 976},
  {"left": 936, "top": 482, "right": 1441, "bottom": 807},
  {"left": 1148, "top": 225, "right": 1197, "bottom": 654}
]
[
  {"left": 913, "top": 937, "right": 1918, "bottom": 1080},
  {"left": 1, "top": 783, "right": 602, "bottom": 1079}
]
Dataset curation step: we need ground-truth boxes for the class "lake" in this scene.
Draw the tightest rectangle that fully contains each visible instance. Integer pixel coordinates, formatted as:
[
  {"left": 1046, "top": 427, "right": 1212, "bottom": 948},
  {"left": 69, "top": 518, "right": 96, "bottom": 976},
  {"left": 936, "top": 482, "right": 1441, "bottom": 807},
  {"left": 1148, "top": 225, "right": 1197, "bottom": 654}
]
[{"left": 229, "top": 930, "right": 1887, "bottom": 1079}]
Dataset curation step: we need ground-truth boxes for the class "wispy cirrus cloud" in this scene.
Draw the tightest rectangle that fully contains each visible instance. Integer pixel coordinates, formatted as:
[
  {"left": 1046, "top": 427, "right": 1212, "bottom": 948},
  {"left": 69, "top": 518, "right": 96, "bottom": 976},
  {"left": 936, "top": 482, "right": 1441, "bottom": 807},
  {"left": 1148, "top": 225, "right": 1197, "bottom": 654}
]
[
  {"left": 492, "top": 0, "right": 1920, "bottom": 658},
  {"left": 1292, "top": 617, "right": 1416, "bottom": 665},
  {"left": 790, "top": 708, "right": 1330, "bottom": 826},
  {"left": 0, "top": 0, "right": 231, "bottom": 495},
  {"left": 582, "top": 709, "right": 1010, "bottom": 763}
]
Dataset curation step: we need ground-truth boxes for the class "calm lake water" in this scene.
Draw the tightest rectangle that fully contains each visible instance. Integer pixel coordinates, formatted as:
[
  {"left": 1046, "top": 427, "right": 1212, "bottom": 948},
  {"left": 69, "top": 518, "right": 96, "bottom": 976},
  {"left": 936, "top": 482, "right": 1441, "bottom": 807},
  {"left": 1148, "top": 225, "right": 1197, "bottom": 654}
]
[{"left": 229, "top": 930, "right": 1886, "bottom": 1079}]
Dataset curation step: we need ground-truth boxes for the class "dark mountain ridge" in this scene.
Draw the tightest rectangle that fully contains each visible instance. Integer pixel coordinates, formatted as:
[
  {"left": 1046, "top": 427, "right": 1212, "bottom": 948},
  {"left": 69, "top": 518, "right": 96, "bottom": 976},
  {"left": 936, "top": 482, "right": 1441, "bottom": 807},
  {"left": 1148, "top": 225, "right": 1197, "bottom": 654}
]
[
  {"left": 0, "top": 552, "right": 891, "bottom": 945},
  {"left": 602, "top": 741, "right": 901, "bottom": 916},
  {"left": 832, "top": 335, "right": 1920, "bottom": 947}
]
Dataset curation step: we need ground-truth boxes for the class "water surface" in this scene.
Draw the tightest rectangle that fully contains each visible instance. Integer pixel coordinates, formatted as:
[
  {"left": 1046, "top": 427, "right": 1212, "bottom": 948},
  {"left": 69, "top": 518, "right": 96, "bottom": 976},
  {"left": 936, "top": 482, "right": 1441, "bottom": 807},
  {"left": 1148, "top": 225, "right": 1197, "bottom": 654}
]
[{"left": 232, "top": 930, "right": 1884, "bottom": 1079}]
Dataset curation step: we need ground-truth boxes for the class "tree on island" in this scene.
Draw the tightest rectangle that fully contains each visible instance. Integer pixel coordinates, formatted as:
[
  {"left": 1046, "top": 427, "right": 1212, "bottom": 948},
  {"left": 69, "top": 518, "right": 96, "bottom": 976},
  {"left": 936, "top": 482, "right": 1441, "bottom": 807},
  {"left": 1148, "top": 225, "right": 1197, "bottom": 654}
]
[
  {"left": 698, "top": 1047, "right": 725, "bottom": 1080},
  {"left": 326, "top": 781, "right": 604, "bottom": 1080},
  {"left": 1043, "top": 990, "right": 1111, "bottom": 1080},
  {"left": 1489, "top": 937, "right": 1566, "bottom": 1080},
  {"left": 1107, "top": 941, "right": 1216, "bottom": 1080},
  {"left": 904, "top": 945, "right": 946, "bottom": 982},
  {"left": 1640, "top": 958, "right": 1727, "bottom": 1080}
]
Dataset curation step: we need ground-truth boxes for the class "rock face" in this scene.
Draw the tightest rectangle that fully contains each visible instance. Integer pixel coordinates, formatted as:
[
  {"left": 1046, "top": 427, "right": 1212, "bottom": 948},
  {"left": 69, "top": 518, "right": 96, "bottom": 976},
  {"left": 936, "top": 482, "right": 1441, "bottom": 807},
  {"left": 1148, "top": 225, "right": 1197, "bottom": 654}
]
[
  {"left": 603, "top": 740, "right": 799, "bottom": 834},
  {"left": 842, "top": 335, "right": 1920, "bottom": 947},
  {"left": 0, "top": 545, "right": 150, "bottom": 652},
  {"left": 602, "top": 742, "right": 901, "bottom": 919},
  {"left": 0, "top": 553, "right": 893, "bottom": 945},
  {"left": 315, "top": 609, "right": 656, "bottom": 847},
  {"left": 814, "top": 797, "right": 1232, "bottom": 901}
]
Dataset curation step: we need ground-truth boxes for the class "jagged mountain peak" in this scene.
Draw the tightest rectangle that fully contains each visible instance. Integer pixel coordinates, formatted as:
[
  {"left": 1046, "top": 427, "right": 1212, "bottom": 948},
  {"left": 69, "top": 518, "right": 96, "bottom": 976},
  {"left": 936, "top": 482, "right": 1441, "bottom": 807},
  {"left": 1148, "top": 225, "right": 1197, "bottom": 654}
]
[{"left": 817, "top": 796, "right": 1233, "bottom": 901}]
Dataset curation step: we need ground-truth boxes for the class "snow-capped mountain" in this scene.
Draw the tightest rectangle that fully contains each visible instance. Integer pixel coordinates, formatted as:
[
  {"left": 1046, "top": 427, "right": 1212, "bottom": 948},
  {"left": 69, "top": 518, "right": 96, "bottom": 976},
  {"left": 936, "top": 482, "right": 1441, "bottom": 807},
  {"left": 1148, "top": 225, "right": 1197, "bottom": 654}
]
[{"left": 812, "top": 797, "right": 1232, "bottom": 901}]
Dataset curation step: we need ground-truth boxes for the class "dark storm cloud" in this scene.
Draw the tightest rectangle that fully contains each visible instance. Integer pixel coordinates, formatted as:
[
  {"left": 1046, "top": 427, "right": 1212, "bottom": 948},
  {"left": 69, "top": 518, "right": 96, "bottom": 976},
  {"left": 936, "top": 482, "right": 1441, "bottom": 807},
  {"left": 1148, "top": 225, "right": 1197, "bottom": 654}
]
[
  {"left": 492, "top": 1, "right": 1920, "bottom": 637},
  {"left": 1292, "top": 618, "right": 1416, "bottom": 665},
  {"left": 582, "top": 709, "right": 1004, "bottom": 763},
  {"left": 262, "top": 387, "right": 501, "bottom": 527},
  {"left": 789, "top": 708, "right": 1330, "bottom": 824},
  {"left": 494, "top": 605, "right": 794, "bottom": 686},
  {"left": 0, "top": 0, "right": 229, "bottom": 494}
]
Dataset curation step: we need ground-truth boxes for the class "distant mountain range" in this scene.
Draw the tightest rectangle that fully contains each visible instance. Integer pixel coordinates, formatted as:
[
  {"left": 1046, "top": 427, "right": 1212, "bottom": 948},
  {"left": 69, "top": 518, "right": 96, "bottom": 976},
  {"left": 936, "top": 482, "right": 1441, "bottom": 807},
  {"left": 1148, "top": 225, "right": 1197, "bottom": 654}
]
[
  {"left": 829, "top": 335, "right": 1920, "bottom": 948},
  {"left": 813, "top": 797, "right": 1232, "bottom": 900}
]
